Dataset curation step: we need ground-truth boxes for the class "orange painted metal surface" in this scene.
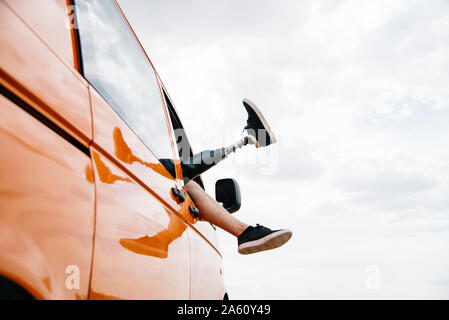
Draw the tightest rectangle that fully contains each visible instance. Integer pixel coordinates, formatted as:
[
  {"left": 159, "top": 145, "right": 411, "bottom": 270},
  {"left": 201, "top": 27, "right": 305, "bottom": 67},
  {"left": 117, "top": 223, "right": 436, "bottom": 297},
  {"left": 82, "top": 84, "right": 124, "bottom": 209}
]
[
  {"left": 3, "top": 0, "right": 75, "bottom": 68},
  {"left": 0, "top": 94, "right": 95, "bottom": 299},
  {"left": 0, "top": 1, "right": 92, "bottom": 147},
  {"left": 189, "top": 228, "right": 226, "bottom": 300}
]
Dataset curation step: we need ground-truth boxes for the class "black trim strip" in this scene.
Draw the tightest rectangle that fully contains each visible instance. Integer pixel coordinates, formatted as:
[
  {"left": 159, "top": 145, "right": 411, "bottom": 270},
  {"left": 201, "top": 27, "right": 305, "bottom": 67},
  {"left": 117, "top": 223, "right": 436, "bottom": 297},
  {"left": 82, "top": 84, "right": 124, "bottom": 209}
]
[
  {"left": 70, "top": 0, "right": 84, "bottom": 76},
  {"left": 0, "top": 85, "right": 90, "bottom": 157}
]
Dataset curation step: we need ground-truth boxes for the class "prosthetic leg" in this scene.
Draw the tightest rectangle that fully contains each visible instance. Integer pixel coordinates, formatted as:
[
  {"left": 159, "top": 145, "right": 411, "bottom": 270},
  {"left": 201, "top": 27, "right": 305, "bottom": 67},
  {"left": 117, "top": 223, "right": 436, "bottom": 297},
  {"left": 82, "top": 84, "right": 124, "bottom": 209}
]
[
  {"left": 182, "top": 99, "right": 292, "bottom": 255},
  {"left": 181, "top": 98, "right": 277, "bottom": 181}
]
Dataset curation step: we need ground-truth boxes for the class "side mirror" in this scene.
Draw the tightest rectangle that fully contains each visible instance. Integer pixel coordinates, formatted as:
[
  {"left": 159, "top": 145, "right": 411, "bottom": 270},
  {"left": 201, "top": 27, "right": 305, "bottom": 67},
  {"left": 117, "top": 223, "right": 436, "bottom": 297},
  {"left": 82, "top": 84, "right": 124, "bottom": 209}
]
[{"left": 215, "top": 178, "right": 241, "bottom": 214}]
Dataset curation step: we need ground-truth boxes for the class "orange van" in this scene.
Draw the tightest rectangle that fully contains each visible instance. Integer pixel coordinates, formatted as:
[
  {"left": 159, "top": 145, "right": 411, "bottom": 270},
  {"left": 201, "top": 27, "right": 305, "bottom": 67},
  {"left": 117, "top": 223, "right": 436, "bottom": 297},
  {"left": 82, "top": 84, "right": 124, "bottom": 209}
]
[{"left": 0, "top": 0, "right": 231, "bottom": 299}]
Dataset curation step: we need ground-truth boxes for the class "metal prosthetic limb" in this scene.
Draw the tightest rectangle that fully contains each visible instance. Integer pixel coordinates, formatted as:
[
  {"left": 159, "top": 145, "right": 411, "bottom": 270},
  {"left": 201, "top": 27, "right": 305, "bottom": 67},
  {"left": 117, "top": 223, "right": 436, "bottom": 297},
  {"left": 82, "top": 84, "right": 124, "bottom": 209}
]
[
  {"left": 223, "top": 135, "right": 258, "bottom": 158},
  {"left": 181, "top": 135, "right": 257, "bottom": 181}
]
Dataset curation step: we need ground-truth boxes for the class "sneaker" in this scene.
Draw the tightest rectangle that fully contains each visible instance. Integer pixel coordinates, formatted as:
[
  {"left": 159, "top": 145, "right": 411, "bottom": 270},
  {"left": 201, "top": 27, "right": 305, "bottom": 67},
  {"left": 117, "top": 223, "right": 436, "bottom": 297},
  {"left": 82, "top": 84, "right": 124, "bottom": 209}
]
[
  {"left": 237, "top": 224, "right": 292, "bottom": 254},
  {"left": 242, "top": 98, "right": 277, "bottom": 148}
]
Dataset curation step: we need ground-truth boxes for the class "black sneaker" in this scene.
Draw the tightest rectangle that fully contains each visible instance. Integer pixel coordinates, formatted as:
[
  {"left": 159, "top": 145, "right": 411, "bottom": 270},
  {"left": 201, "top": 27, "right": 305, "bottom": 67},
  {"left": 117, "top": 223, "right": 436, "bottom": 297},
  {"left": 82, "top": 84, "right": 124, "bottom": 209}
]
[
  {"left": 243, "top": 98, "right": 277, "bottom": 148},
  {"left": 237, "top": 224, "right": 292, "bottom": 255}
]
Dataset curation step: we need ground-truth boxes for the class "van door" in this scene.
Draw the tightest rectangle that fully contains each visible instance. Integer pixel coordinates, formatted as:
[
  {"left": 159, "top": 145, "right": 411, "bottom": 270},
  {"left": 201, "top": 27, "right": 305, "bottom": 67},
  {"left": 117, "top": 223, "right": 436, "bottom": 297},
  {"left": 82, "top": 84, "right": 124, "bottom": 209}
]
[
  {"left": 74, "top": 0, "right": 190, "bottom": 299},
  {"left": 159, "top": 83, "right": 227, "bottom": 299}
]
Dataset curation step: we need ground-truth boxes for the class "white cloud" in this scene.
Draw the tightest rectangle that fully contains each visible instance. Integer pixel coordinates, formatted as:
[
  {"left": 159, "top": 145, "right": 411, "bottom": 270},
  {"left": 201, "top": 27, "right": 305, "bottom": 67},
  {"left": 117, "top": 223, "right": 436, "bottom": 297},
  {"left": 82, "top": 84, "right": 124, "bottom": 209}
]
[{"left": 118, "top": 0, "right": 449, "bottom": 299}]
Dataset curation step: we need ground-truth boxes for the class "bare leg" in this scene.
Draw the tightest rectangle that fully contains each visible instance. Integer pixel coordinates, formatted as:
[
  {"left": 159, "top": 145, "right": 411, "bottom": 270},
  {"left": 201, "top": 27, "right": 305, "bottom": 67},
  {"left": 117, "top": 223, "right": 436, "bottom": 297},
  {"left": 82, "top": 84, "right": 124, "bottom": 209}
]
[{"left": 185, "top": 180, "right": 249, "bottom": 237}]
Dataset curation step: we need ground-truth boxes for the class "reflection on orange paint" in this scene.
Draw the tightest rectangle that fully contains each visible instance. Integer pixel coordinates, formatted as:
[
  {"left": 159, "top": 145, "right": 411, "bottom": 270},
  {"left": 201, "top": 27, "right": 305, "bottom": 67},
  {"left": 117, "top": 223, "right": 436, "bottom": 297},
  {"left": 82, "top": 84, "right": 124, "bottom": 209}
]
[
  {"left": 89, "top": 290, "right": 122, "bottom": 300},
  {"left": 92, "top": 129, "right": 189, "bottom": 259},
  {"left": 85, "top": 163, "right": 94, "bottom": 184},
  {"left": 42, "top": 276, "right": 51, "bottom": 291},
  {"left": 0, "top": 93, "right": 95, "bottom": 299},
  {"left": 92, "top": 148, "right": 187, "bottom": 259},
  {"left": 113, "top": 127, "right": 173, "bottom": 180},
  {"left": 92, "top": 152, "right": 132, "bottom": 184},
  {"left": 120, "top": 208, "right": 187, "bottom": 259}
]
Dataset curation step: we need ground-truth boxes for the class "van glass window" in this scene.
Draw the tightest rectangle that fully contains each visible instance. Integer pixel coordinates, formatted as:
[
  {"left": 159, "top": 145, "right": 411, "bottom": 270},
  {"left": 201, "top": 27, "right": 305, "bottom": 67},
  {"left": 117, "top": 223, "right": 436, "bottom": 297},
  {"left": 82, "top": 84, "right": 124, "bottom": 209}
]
[{"left": 75, "top": 0, "right": 174, "bottom": 162}]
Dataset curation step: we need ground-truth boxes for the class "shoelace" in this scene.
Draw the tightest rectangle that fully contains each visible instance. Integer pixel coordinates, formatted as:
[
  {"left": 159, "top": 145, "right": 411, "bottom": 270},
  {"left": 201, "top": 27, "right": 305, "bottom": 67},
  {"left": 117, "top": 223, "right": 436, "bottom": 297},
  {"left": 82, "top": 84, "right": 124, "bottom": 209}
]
[{"left": 255, "top": 224, "right": 264, "bottom": 230}]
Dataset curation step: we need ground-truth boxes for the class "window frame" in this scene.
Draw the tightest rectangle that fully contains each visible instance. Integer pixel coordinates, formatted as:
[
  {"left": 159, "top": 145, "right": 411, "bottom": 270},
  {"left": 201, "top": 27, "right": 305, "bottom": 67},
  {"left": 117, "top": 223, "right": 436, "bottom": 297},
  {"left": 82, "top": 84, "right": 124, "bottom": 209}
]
[
  {"left": 73, "top": 0, "right": 181, "bottom": 179},
  {"left": 158, "top": 78, "right": 206, "bottom": 189}
]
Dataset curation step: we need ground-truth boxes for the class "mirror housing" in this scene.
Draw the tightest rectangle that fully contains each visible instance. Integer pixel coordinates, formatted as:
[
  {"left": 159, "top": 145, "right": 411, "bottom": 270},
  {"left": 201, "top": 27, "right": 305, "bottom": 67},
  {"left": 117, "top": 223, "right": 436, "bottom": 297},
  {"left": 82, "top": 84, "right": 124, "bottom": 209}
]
[{"left": 215, "top": 178, "right": 241, "bottom": 213}]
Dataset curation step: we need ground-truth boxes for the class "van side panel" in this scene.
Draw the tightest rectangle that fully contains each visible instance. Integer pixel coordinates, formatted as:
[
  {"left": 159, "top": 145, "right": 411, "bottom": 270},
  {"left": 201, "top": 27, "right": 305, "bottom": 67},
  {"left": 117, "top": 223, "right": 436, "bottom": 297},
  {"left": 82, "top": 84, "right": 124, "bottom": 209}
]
[
  {"left": 188, "top": 228, "right": 226, "bottom": 299},
  {"left": 3, "top": 0, "right": 75, "bottom": 68},
  {"left": 0, "top": 94, "right": 95, "bottom": 299},
  {"left": 0, "top": 1, "right": 92, "bottom": 147}
]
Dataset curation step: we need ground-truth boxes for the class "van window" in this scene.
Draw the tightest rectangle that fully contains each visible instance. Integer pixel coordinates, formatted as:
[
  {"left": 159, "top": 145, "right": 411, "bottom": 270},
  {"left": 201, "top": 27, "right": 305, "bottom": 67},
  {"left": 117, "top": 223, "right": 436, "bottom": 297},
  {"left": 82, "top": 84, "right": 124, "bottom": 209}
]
[{"left": 75, "top": 0, "right": 174, "bottom": 162}]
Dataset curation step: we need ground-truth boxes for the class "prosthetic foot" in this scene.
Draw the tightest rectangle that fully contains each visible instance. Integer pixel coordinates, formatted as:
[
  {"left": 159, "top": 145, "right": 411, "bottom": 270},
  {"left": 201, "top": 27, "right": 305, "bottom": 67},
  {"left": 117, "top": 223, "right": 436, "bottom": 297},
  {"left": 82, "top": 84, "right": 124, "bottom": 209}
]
[
  {"left": 221, "top": 98, "right": 277, "bottom": 157},
  {"left": 242, "top": 98, "right": 277, "bottom": 148}
]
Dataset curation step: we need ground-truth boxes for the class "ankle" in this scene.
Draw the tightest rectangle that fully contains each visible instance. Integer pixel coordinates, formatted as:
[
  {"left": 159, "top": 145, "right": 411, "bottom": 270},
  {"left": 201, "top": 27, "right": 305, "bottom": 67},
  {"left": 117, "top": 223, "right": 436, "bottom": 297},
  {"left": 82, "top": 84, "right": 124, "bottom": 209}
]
[{"left": 236, "top": 224, "right": 250, "bottom": 238}]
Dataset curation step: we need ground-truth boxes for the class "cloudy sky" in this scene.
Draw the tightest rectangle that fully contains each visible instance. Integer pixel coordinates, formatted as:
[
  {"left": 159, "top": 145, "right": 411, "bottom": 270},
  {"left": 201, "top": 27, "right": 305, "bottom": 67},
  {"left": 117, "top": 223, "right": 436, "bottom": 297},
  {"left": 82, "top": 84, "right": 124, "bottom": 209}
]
[{"left": 118, "top": 0, "right": 449, "bottom": 299}]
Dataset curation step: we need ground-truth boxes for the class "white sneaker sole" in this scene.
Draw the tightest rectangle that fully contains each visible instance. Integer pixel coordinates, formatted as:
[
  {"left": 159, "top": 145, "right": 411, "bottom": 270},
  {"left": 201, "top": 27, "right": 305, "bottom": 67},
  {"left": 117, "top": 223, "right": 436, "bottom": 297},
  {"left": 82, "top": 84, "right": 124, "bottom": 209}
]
[
  {"left": 243, "top": 98, "right": 277, "bottom": 147},
  {"left": 238, "top": 229, "right": 292, "bottom": 255}
]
